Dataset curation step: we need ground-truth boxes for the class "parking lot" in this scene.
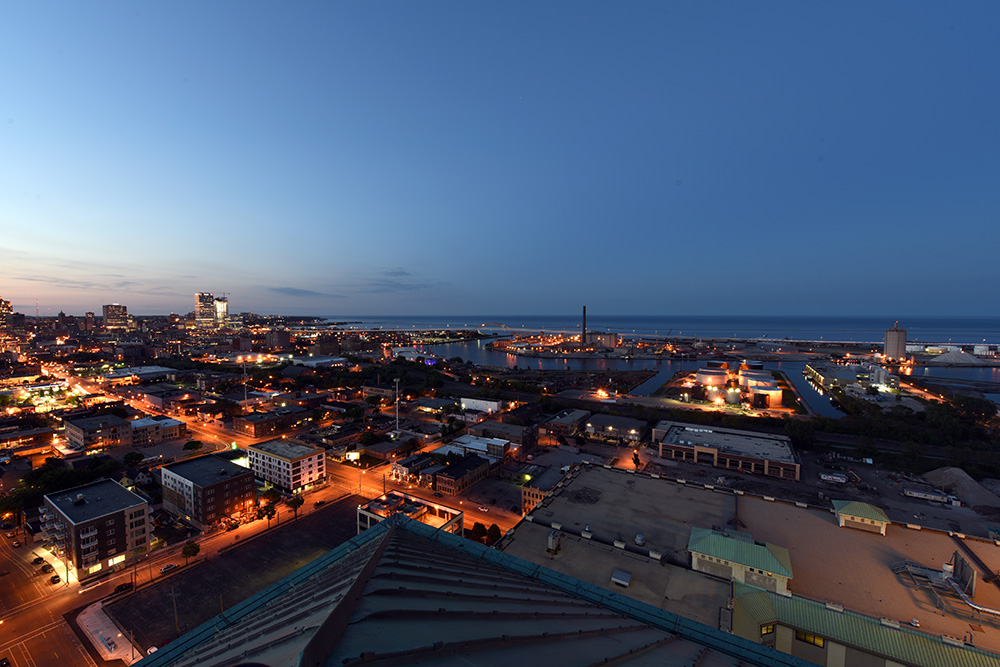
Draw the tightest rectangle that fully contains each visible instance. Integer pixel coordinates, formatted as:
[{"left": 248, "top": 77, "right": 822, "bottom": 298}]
[{"left": 106, "top": 493, "right": 366, "bottom": 652}]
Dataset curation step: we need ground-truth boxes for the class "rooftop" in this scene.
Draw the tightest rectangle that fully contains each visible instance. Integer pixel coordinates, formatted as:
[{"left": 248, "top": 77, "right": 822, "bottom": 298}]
[
  {"left": 739, "top": 495, "right": 1000, "bottom": 654},
  {"left": 45, "top": 479, "right": 146, "bottom": 524},
  {"left": 136, "top": 515, "right": 811, "bottom": 667},
  {"left": 688, "top": 526, "right": 793, "bottom": 578},
  {"left": 654, "top": 420, "right": 796, "bottom": 464},
  {"left": 65, "top": 414, "right": 129, "bottom": 430},
  {"left": 162, "top": 455, "right": 252, "bottom": 488},
  {"left": 545, "top": 408, "right": 591, "bottom": 425},
  {"left": 831, "top": 499, "right": 891, "bottom": 523},
  {"left": 249, "top": 438, "right": 324, "bottom": 461},
  {"left": 586, "top": 413, "right": 646, "bottom": 431},
  {"left": 734, "top": 583, "right": 1000, "bottom": 667}
]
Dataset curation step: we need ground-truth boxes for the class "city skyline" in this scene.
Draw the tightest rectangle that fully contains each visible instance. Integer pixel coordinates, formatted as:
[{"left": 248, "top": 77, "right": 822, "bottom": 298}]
[{"left": 2, "top": 3, "right": 999, "bottom": 317}]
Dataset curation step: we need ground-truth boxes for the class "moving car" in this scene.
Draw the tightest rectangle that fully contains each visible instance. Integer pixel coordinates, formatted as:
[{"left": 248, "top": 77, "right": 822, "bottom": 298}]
[
  {"left": 114, "top": 582, "right": 134, "bottom": 593},
  {"left": 478, "top": 506, "right": 489, "bottom": 513},
  {"left": 159, "top": 564, "right": 177, "bottom": 574}
]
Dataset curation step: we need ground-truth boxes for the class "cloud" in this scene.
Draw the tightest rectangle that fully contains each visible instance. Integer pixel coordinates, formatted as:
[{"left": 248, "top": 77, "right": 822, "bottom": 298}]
[
  {"left": 383, "top": 269, "right": 412, "bottom": 277},
  {"left": 268, "top": 287, "right": 344, "bottom": 298},
  {"left": 357, "top": 278, "right": 431, "bottom": 294}
]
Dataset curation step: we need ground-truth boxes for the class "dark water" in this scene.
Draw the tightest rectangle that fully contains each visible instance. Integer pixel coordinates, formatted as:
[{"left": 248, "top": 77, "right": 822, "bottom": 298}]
[
  {"left": 330, "top": 314, "right": 1000, "bottom": 344},
  {"left": 426, "top": 339, "right": 844, "bottom": 418}
]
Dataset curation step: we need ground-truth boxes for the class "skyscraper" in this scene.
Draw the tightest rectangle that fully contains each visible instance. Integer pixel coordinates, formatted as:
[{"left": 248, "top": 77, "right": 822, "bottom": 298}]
[
  {"left": 214, "top": 296, "right": 229, "bottom": 328},
  {"left": 195, "top": 293, "right": 215, "bottom": 328},
  {"left": 884, "top": 322, "right": 907, "bottom": 361},
  {"left": 102, "top": 303, "right": 129, "bottom": 330},
  {"left": 0, "top": 297, "right": 12, "bottom": 331}
]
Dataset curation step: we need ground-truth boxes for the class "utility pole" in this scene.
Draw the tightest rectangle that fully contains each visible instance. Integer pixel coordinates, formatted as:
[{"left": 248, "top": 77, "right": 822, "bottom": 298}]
[{"left": 394, "top": 378, "right": 400, "bottom": 431}]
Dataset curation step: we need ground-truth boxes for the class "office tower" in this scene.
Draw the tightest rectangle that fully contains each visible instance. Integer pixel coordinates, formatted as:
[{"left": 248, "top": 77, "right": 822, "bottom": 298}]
[
  {"left": 214, "top": 296, "right": 229, "bottom": 328},
  {"left": 102, "top": 303, "right": 129, "bottom": 330},
  {"left": 884, "top": 323, "right": 907, "bottom": 361},
  {"left": 195, "top": 292, "right": 215, "bottom": 328},
  {"left": 0, "top": 297, "right": 11, "bottom": 330}
]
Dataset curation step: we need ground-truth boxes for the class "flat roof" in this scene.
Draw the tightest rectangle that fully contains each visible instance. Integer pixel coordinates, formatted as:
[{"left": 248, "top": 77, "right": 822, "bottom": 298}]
[
  {"left": 163, "top": 455, "right": 252, "bottom": 487},
  {"left": 654, "top": 421, "right": 796, "bottom": 464},
  {"left": 522, "top": 465, "right": 736, "bottom": 568},
  {"left": 249, "top": 438, "right": 323, "bottom": 461},
  {"left": 586, "top": 414, "right": 646, "bottom": 430},
  {"left": 66, "top": 414, "right": 129, "bottom": 430},
  {"left": 503, "top": 516, "right": 730, "bottom": 628},
  {"left": 546, "top": 409, "right": 591, "bottom": 425},
  {"left": 45, "top": 479, "right": 146, "bottom": 524},
  {"left": 739, "top": 495, "right": 1000, "bottom": 654}
]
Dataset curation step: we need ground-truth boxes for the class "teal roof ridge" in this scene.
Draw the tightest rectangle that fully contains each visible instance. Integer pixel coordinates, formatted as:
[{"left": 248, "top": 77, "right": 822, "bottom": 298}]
[
  {"left": 733, "top": 583, "right": 1000, "bottom": 667},
  {"left": 688, "top": 526, "right": 793, "bottom": 578}
]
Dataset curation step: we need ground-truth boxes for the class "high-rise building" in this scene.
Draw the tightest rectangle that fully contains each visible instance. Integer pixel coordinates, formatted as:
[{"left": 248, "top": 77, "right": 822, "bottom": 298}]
[
  {"left": 102, "top": 304, "right": 129, "bottom": 330},
  {"left": 0, "top": 297, "right": 12, "bottom": 330},
  {"left": 884, "top": 323, "right": 907, "bottom": 361},
  {"left": 195, "top": 292, "right": 215, "bottom": 328},
  {"left": 214, "top": 296, "right": 229, "bottom": 328}
]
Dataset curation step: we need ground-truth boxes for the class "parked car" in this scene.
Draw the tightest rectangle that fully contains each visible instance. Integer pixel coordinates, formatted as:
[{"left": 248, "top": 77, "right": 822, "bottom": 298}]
[
  {"left": 4, "top": 532, "right": 14, "bottom": 538},
  {"left": 478, "top": 506, "right": 489, "bottom": 513},
  {"left": 159, "top": 564, "right": 177, "bottom": 574},
  {"left": 11, "top": 541, "right": 20, "bottom": 548},
  {"left": 50, "top": 574, "right": 61, "bottom": 584},
  {"left": 313, "top": 500, "right": 326, "bottom": 507},
  {"left": 32, "top": 556, "right": 45, "bottom": 565},
  {"left": 41, "top": 563, "right": 54, "bottom": 573},
  {"left": 433, "top": 492, "right": 443, "bottom": 498},
  {"left": 114, "top": 582, "right": 134, "bottom": 593}
]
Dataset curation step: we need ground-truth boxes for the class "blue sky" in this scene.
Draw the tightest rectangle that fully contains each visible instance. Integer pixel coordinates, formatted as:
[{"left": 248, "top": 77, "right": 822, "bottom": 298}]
[{"left": 1, "top": 2, "right": 998, "bottom": 317}]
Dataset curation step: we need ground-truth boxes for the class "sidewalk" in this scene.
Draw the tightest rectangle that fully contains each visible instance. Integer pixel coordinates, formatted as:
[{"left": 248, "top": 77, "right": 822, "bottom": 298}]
[{"left": 77, "top": 601, "right": 146, "bottom": 664}]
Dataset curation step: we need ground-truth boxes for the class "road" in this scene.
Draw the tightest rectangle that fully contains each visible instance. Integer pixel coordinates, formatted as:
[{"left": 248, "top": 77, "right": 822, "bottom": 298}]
[{"left": 324, "top": 460, "right": 520, "bottom": 535}]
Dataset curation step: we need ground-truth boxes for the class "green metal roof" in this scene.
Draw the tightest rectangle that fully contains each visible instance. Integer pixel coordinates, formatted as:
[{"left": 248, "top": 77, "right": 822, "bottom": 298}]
[
  {"left": 688, "top": 527, "right": 793, "bottom": 578},
  {"left": 733, "top": 583, "right": 1000, "bottom": 667},
  {"left": 831, "top": 499, "right": 890, "bottom": 523}
]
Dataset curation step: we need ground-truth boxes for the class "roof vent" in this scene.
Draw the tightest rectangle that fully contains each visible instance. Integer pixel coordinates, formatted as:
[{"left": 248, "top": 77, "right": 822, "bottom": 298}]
[{"left": 74, "top": 493, "right": 86, "bottom": 505}]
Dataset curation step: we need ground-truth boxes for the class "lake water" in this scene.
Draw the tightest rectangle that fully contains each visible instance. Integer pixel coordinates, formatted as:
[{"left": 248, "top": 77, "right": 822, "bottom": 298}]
[
  {"left": 425, "top": 339, "right": 845, "bottom": 418},
  {"left": 329, "top": 314, "right": 1000, "bottom": 344}
]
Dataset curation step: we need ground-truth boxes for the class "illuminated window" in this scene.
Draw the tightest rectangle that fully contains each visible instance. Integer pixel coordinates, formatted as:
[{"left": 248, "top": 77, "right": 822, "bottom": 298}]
[
  {"left": 760, "top": 624, "right": 774, "bottom": 636},
  {"left": 795, "top": 630, "right": 824, "bottom": 648}
]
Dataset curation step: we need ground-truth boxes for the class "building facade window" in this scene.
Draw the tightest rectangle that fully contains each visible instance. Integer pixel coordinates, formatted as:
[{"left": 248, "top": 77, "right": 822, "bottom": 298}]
[
  {"left": 760, "top": 624, "right": 774, "bottom": 636},
  {"left": 795, "top": 630, "right": 824, "bottom": 648}
]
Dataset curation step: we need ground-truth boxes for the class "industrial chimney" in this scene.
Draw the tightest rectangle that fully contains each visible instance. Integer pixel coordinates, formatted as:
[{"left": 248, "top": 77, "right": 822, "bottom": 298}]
[{"left": 582, "top": 305, "right": 587, "bottom": 346}]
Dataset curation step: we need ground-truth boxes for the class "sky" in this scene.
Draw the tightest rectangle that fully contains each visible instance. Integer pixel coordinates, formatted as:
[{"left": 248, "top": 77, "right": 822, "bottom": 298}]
[{"left": 1, "top": 2, "right": 998, "bottom": 318}]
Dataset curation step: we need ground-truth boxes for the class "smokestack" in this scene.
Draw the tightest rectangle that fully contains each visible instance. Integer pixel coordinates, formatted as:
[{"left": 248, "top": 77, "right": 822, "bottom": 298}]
[{"left": 582, "top": 306, "right": 587, "bottom": 346}]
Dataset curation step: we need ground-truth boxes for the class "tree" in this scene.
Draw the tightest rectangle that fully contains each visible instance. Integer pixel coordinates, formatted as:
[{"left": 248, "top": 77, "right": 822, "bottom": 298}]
[
  {"left": 469, "top": 522, "right": 488, "bottom": 544},
  {"left": 183, "top": 440, "right": 203, "bottom": 453},
  {"left": 122, "top": 451, "right": 144, "bottom": 468},
  {"left": 262, "top": 487, "right": 282, "bottom": 506},
  {"left": 181, "top": 540, "right": 200, "bottom": 564},
  {"left": 486, "top": 523, "right": 502, "bottom": 546},
  {"left": 287, "top": 495, "right": 304, "bottom": 520},
  {"left": 257, "top": 504, "right": 277, "bottom": 528},
  {"left": 359, "top": 430, "right": 379, "bottom": 446}
]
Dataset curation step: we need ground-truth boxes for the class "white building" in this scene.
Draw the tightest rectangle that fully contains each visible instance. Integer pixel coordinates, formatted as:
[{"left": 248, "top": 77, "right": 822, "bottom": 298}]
[
  {"left": 459, "top": 397, "right": 503, "bottom": 414},
  {"left": 248, "top": 438, "right": 326, "bottom": 492}
]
